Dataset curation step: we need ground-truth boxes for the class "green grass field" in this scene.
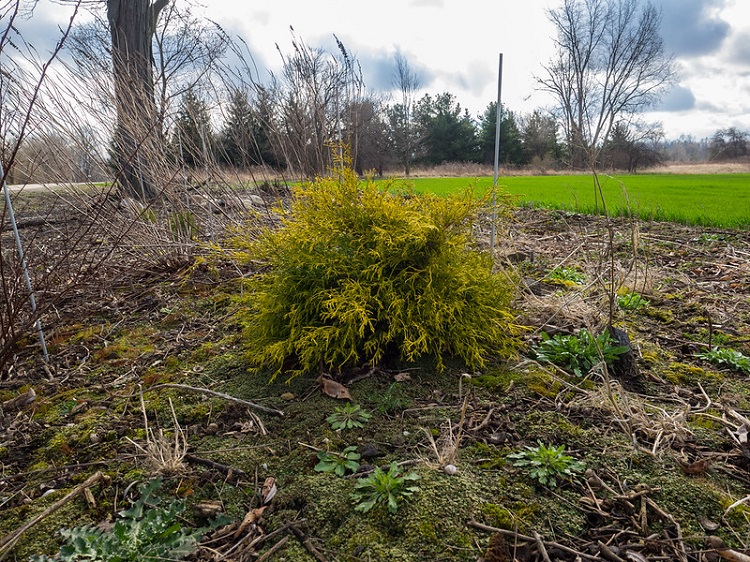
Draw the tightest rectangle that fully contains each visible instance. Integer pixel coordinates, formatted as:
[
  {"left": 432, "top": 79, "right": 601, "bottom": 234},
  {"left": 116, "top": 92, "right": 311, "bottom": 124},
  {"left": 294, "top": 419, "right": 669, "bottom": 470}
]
[{"left": 399, "top": 173, "right": 750, "bottom": 229}]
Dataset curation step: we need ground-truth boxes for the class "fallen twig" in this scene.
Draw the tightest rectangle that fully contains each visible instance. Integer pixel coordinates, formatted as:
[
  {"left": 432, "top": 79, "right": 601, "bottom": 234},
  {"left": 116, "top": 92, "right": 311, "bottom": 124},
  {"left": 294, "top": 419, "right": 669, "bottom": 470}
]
[
  {"left": 255, "top": 536, "right": 289, "bottom": 562},
  {"left": 290, "top": 525, "right": 329, "bottom": 562},
  {"left": 0, "top": 471, "right": 107, "bottom": 560},
  {"left": 185, "top": 453, "right": 247, "bottom": 482},
  {"left": 467, "top": 520, "right": 600, "bottom": 561},
  {"left": 146, "top": 383, "right": 284, "bottom": 417}
]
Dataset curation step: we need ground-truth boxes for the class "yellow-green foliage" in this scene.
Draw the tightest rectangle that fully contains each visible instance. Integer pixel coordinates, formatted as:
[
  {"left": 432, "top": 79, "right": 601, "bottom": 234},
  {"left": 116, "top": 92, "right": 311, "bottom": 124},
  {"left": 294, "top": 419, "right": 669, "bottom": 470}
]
[{"left": 230, "top": 165, "right": 523, "bottom": 380}]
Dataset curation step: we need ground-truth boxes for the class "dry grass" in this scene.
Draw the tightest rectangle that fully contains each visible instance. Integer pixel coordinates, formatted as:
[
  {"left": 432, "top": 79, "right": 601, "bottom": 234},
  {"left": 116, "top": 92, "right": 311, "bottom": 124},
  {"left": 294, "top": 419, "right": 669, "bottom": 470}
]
[{"left": 126, "top": 391, "right": 188, "bottom": 475}]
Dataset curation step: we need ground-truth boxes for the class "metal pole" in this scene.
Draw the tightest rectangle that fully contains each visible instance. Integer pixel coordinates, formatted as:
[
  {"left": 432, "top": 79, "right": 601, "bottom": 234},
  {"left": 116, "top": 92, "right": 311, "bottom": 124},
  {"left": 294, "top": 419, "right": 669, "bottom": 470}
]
[
  {"left": 491, "top": 53, "right": 503, "bottom": 259},
  {"left": 0, "top": 163, "right": 49, "bottom": 363},
  {"left": 200, "top": 123, "right": 215, "bottom": 243}
]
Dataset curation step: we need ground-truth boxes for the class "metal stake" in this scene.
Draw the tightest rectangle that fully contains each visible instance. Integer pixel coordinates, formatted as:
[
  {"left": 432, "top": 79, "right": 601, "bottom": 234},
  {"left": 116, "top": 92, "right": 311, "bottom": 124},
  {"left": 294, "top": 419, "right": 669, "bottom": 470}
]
[
  {"left": 491, "top": 53, "right": 504, "bottom": 259},
  {"left": 1, "top": 162, "right": 49, "bottom": 363}
]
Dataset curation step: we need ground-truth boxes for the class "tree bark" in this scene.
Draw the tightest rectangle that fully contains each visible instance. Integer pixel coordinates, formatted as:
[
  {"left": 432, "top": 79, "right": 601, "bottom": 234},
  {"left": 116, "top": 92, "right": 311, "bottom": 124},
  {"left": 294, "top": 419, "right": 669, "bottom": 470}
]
[{"left": 107, "top": 0, "right": 169, "bottom": 200}]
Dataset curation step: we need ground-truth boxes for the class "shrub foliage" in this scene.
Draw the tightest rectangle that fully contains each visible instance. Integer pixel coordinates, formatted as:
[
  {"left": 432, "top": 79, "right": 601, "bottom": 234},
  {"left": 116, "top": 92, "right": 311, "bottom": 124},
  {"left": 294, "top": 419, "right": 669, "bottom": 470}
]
[{"left": 230, "top": 164, "right": 523, "bottom": 380}]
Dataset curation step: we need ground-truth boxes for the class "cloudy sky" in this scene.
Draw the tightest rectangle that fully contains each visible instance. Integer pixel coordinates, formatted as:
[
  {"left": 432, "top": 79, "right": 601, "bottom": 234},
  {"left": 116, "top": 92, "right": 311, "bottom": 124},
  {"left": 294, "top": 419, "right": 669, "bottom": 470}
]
[{"left": 13, "top": 0, "right": 750, "bottom": 140}]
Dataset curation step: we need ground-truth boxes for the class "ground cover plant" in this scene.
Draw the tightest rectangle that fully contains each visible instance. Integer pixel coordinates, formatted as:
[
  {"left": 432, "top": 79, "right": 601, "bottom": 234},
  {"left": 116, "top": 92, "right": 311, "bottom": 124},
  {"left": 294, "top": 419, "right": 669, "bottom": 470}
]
[
  {"left": 3, "top": 180, "right": 750, "bottom": 562},
  {"left": 533, "top": 329, "right": 629, "bottom": 378},
  {"left": 507, "top": 441, "right": 585, "bottom": 489},
  {"left": 404, "top": 173, "right": 750, "bottom": 227}
]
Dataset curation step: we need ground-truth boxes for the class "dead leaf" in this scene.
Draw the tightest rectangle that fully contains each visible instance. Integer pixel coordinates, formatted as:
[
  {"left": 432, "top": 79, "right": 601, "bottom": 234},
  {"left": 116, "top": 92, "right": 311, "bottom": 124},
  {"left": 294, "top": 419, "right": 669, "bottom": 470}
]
[
  {"left": 194, "top": 501, "right": 223, "bottom": 518},
  {"left": 718, "top": 549, "right": 750, "bottom": 562},
  {"left": 700, "top": 516, "right": 720, "bottom": 531},
  {"left": 316, "top": 376, "right": 352, "bottom": 400},
  {"left": 679, "top": 458, "right": 710, "bottom": 475},
  {"left": 2, "top": 388, "right": 36, "bottom": 410},
  {"left": 83, "top": 487, "right": 96, "bottom": 508},
  {"left": 233, "top": 505, "right": 267, "bottom": 538},
  {"left": 624, "top": 551, "right": 649, "bottom": 562},
  {"left": 738, "top": 423, "right": 748, "bottom": 445},
  {"left": 261, "top": 477, "right": 277, "bottom": 504}
]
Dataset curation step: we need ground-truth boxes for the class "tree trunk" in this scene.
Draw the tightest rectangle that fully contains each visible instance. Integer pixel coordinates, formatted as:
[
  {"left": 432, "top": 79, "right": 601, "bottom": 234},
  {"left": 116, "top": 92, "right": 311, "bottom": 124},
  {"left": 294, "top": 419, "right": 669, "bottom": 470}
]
[{"left": 107, "top": 0, "right": 169, "bottom": 200}]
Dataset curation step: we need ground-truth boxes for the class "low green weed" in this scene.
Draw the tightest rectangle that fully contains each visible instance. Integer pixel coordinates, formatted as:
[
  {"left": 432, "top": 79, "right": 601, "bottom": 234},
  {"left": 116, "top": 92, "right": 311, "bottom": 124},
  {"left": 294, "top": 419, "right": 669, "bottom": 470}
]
[
  {"left": 327, "top": 403, "right": 372, "bottom": 430},
  {"left": 507, "top": 441, "right": 585, "bottom": 488},
  {"left": 617, "top": 292, "right": 650, "bottom": 311},
  {"left": 533, "top": 329, "right": 628, "bottom": 378},
  {"left": 315, "top": 446, "right": 361, "bottom": 476},
  {"left": 546, "top": 266, "right": 585, "bottom": 285},
  {"left": 371, "top": 383, "right": 410, "bottom": 415},
  {"left": 351, "top": 462, "right": 421, "bottom": 514},
  {"left": 31, "top": 478, "right": 225, "bottom": 562},
  {"left": 695, "top": 347, "right": 750, "bottom": 374}
]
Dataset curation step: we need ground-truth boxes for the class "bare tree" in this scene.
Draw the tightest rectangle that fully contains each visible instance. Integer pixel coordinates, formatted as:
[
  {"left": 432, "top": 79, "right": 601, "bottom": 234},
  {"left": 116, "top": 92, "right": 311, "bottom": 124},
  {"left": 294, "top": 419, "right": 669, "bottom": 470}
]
[
  {"left": 263, "top": 31, "right": 364, "bottom": 177},
  {"left": 709, "top": 127, "right": 749, "bottom": 161},
  {"left": 539, "top": 0, "right": 675, "bottom": 168},
  {"left": 389, "top": 51, "right": 420, "bottom": 176}
]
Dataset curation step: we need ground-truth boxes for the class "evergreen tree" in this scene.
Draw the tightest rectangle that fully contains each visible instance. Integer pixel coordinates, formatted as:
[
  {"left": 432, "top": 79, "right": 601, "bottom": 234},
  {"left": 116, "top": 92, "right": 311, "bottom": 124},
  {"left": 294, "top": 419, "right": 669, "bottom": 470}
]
[
  {"left": 220, "top": 88, "right": 277, "bottom": 168},
  {"left": 478, "top": 102, "right": 524, "bottom": 166},
  {"left": 172, "top": 89, "right": 213, "bottom": 168},
  {"left": 414, "top": 92, "right": 479, "bottom": 165},
  {"left": 519, "top": 110, "right": 560, "bottom": 165}
]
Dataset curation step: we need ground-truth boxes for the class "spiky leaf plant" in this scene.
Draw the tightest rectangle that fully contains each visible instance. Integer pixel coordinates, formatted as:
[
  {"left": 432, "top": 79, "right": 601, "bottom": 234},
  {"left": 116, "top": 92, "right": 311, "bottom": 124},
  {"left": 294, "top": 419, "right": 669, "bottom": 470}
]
[{"left": 229, "top": 161, "right": 522, "bottom": 380}]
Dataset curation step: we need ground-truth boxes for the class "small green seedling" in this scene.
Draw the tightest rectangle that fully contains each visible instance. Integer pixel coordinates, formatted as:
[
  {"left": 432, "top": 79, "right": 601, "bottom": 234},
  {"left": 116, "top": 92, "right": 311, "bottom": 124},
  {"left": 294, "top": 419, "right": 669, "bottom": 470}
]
[
  {"left": 507, "top": 441, "right": 585, "bottom": 488},
  {"left": 351, "top": 462, "right": 420, "bottom": 514},
  {"left": 695, "top": 347, "right": 750, "bottom": 374},
  {"left": 534, "top": 329, "right": 629, "bottom": 378},
  {"left": 315, "top": 446, "right": 361, "bottom": 477},
  {"left": 327, "top": 402, "right": 372, "bottom": 430}
]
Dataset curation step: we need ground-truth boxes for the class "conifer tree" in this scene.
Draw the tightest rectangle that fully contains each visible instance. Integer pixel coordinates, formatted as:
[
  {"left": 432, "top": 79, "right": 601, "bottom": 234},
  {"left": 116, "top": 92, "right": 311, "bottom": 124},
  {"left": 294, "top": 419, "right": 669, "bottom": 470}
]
[{"left": 172, "top": 89, "right": 213, "bottom": 168}]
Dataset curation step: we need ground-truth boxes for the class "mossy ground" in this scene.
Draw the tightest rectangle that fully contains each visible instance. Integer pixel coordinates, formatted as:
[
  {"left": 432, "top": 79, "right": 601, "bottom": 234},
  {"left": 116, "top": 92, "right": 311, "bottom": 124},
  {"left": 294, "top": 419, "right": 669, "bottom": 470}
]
[{"left": 2, "top": 207, "right": 750, "bottom": 561}]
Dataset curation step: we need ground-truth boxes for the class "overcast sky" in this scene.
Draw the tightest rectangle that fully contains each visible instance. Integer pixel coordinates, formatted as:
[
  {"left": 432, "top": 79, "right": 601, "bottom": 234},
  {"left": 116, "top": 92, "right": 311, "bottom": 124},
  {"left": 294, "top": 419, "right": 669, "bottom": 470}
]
[{"left": 13, "top": 0, "right": 750, "bottom": 140}]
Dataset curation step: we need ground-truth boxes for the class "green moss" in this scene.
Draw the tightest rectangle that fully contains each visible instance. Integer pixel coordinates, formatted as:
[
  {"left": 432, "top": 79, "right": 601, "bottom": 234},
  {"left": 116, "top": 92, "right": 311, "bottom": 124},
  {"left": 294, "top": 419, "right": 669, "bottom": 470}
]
[
  {"left": 524, "top": 369, "right": 563, "bottom": 398},
  {"left": 516, "top": 410, "right": 587, "bottom": 445},
  {"left": 481, "top": 501, "right": 539, "bottom": 531},
  {"left": 644, "top": 307, "right": 674, "bottom": 323},
  {"left": 663, "top": 362, "right": 722, "bottom": 385}
]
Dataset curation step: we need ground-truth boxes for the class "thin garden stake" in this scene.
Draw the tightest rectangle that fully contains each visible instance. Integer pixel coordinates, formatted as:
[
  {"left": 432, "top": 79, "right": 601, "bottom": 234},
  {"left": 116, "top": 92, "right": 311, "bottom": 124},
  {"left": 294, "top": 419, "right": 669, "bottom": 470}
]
[
  {"left": 200, "top": 123, "right": 215, "bottom": 243},
  {"left": 491, "top": 53, "right": 503, "bottom": 259},
  {"left": 0, "top": 162, "right": 49, "bottom": 363}
]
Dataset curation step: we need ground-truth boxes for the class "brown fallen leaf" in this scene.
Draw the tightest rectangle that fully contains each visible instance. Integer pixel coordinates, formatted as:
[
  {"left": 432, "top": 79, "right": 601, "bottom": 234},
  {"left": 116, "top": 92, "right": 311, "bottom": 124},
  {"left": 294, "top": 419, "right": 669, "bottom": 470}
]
[
  {"left": 2, "top": 388, "right": 36, "bottom": 410},
  {"left": 316, "top": 375, "right": 352, "bottom": 400},
  {"left": 233, "top": 505, "right": 267, "bottom": 538},
  {"left": 700, "top": 516, "right": 720, "bottom": 532},
  {"left": 706, "top": 536, "right": 750, "bottom": 562},
  {"left": 719, "top": 549, "right": 750, "bottom": 562},
  {"left": 624, "top": 551, "right": 649, "bottom": 562},
  {"left": 678, "top": 458, "right": 710, "bottom": 475},
  {"left": 738, "top": 423, "right": 748, "bottom": 445},
  {"left": 194, "top": 500, "right": 223, "bottom": 518},
  {"left": 261, "top": 477, "right": 277, "bottom": 504}
]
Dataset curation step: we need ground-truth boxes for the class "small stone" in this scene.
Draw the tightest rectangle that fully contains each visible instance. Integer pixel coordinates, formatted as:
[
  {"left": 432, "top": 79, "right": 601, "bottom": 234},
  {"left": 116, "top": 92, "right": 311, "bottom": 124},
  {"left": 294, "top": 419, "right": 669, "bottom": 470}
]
[
  {"left": 359, "top": 444, "right": 381, "bottom": 459},
  {"left": 488, "top": 432, "right": 511, "bottom": 445},
  {"left": 443, "top": 464, "right": 459, "bottom": 475},
  {"left": 699, "top": 516, "right": 720, "bottom": 532}
]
